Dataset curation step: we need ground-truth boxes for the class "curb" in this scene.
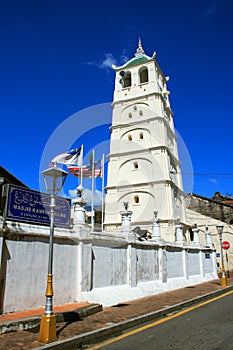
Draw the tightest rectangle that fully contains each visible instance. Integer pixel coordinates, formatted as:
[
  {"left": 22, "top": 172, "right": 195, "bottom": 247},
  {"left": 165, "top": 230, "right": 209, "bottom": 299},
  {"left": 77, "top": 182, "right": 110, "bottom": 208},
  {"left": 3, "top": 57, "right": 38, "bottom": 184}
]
[
  {"left": 0, "top": 303, "right": 102, "bottom": 335},
  {"left": 34, "top": 284, "right": 233, "bottom": 350}
]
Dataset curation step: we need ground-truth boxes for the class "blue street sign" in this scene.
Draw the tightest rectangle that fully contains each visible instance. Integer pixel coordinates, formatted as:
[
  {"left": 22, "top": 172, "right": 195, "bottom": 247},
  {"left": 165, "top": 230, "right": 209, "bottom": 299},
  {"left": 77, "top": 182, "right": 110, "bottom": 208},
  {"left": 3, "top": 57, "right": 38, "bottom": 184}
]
[{"left": 4, "top": 184, "right": 71, "bottom": 228}]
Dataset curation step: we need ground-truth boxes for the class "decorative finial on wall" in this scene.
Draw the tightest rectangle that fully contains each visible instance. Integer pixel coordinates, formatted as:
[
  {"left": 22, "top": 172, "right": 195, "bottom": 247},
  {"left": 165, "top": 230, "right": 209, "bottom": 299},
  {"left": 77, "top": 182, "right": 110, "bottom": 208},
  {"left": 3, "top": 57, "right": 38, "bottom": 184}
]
[{"left": 123, "top": 201, "right": 129, "bottom": 211}]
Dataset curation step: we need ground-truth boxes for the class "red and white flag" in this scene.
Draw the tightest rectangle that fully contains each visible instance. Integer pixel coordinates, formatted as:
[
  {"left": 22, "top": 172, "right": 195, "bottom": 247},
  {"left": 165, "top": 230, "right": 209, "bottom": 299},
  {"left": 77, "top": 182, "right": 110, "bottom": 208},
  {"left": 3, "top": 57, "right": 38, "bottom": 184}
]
[{"left": 67, "top": 165, "right": 101, "bottom": 178}]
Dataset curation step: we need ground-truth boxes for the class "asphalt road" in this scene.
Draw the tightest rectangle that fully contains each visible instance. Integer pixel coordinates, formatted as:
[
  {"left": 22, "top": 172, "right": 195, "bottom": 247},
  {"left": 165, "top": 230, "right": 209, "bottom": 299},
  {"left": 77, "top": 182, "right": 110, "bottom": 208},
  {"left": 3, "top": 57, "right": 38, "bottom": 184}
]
[{"left": 87, "top": 291, "right": 233, "bottom": 350}]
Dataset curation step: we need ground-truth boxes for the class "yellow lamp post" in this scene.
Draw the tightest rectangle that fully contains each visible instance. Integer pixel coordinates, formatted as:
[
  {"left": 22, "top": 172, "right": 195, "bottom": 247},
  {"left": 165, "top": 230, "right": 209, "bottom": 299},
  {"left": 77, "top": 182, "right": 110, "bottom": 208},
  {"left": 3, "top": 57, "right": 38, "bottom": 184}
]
[
  {"left": 216, "top": 223, "right": 227, "bottom": 287},
  {"left": 38, "top": 164, "right": 68, "bottom": 343}
]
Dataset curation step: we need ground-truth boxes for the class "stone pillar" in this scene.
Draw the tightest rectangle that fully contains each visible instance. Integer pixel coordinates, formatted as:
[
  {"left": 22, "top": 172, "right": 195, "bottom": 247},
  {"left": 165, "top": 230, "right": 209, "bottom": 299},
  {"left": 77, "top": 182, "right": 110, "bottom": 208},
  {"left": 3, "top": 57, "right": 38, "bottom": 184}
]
[
  {"left": 80, "top": 243, "right": 93, "bottom": 292},
  {"left": 199, "top": 250, "right": 205, "bottom": 277},
  {"left": 127, "top": 244, "right": 137, "bottom": 287},
  {"left": 205, "top": 225, "right": 212, "bottom": 246},
  {"left": 213, "top": 251, "right": 218, "bottom": 277},
  {"left": 72, "top": 186, "right": 90, "bottom": 239},
  {"left": 120, "top": 202, "right": 133, "bottom": 238},
  {"left": 73, "top": 201, "right": 86, "bottom": 226},
  {"left": 183, "top": 249, "right": 188, "bottom": 279},
  {"left": 73, "top": 185, "right": 86, "bottom": 226},
  {"left": 152, "top": 211, "right": 161, "bottom": 240},
  {"left": 160, "top": 248, "right": 167, "bottom": 283},
  {"left": 175, "top": 217, "right": 184, "bottom": 243},
  {"left": 77, "top": 241, "right": 83, "bottom": 296},
  {"left": 192, "top": 224, "right": 200, "bottom": 244}
]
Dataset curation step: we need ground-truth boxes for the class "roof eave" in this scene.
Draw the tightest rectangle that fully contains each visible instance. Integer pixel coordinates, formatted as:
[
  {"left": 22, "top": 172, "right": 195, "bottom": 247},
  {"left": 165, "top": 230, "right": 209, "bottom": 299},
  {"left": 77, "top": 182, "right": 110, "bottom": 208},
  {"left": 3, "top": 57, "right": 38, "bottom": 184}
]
[{"left": 112, "top": 54, "right": 153, "bottom": 71}]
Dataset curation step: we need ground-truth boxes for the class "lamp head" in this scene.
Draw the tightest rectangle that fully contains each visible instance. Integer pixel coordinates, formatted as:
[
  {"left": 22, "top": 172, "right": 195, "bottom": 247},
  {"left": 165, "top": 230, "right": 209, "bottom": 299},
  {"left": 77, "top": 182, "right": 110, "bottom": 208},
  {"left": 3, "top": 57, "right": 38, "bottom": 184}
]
[
  {"left": 216, "top": 223, "right": 224, "bottom": 236},
  {"left": 42, "top": 164, "right": 68, "bottom": 194}
]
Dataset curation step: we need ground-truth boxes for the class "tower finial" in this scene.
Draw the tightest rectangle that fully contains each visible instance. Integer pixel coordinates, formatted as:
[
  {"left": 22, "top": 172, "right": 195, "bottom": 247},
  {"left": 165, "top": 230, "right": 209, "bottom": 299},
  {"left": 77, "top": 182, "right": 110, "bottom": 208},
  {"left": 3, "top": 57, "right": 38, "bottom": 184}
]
[
  {"left": 135, "top": 37, "right": 145, "bottom": 57},
  {"left": 138, "top": 37, "right": 142, "bottom": 49}
]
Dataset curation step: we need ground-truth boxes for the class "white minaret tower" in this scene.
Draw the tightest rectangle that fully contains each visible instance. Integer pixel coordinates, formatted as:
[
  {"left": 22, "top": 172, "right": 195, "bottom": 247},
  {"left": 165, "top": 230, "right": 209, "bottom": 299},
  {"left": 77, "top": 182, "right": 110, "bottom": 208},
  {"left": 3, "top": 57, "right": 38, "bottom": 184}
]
[{"left": 104, "top": 40, "right": 187, "bottom": 240}]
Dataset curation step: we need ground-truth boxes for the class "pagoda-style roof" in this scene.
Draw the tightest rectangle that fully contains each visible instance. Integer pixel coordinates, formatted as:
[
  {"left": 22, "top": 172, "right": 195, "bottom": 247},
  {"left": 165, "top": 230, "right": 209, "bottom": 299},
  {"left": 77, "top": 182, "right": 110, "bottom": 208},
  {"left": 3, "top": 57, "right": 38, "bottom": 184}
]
[
  {"left": 112, "top": 38, "right": 155, "bottom": 70},
  {"left": 124, "top": 55, "right": 151, "bottom": 68}
]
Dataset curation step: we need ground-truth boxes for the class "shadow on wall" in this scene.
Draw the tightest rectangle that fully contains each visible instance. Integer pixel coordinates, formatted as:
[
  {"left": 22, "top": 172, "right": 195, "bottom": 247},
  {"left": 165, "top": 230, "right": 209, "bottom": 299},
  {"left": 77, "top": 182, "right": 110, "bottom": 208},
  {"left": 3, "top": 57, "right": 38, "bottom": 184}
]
[{"left": 0, "top": 241, "right": 11, "bottom": 314}]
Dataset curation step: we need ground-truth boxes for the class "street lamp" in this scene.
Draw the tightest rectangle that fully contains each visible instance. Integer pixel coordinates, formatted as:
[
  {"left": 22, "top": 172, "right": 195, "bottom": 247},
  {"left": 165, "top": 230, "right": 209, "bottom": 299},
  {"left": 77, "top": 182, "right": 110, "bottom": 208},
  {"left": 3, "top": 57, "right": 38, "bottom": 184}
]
[
  {"left": 38, "top": 164, "right": 68, "bottom": 343},
  {"left": 216, "top": 223, "right": 227, "bottom": 287}
]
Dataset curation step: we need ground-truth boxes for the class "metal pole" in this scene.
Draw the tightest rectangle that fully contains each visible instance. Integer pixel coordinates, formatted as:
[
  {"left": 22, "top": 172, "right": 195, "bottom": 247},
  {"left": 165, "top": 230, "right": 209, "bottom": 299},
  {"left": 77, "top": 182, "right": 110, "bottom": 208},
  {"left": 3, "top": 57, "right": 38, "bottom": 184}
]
[
  {"left": 38, "top": 192, "right": 57, "bottom": 343},
  {"left": 44, "top": 193, "right": 55, "bottom": 315},
  {"left": 101, "top": 154, "right": 104, "bottom": 232},
  {"left": 219, "top": 231, "right": 227, "bottom": 287},
  {"left": 91, "top": 149, "right": 95, "bottom": 231},
  {"left": 80, "top": 144, "right": 83, "bottom": 188}
]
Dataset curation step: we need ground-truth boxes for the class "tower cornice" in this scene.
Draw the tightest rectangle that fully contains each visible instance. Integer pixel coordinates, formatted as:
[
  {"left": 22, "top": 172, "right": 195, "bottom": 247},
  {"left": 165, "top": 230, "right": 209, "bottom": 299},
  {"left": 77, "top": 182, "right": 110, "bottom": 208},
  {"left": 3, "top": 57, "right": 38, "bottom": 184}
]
[
  {"left": 105, "top": 179, "right": 185, "bottom": 196},
  {"left": 107, "top": 145, "right": 181, "bottom": 166},
  {"left": 112, "top": 91, "right": 173, "bottom": 113},
  {"left": 110, "top": 116, "right": 176, "bottom": 139}
]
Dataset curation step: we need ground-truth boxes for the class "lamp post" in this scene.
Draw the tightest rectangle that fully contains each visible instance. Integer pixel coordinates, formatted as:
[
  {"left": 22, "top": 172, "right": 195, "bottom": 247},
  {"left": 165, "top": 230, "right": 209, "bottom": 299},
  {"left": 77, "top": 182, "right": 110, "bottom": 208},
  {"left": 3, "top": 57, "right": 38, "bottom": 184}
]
[
  {"left": 216, "top": 223, "right": 227, "bottom": 287},
  {"left": 38, "top": 164, "right": 68, "bottom": 343}
]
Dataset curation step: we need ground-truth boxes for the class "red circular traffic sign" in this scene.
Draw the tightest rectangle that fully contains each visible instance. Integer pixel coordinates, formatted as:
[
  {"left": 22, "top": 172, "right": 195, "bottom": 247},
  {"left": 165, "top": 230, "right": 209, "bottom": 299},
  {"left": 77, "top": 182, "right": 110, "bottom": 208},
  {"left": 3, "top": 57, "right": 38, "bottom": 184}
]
[{"left": 222, "top": 241, "right": 230, "bottom": 250}]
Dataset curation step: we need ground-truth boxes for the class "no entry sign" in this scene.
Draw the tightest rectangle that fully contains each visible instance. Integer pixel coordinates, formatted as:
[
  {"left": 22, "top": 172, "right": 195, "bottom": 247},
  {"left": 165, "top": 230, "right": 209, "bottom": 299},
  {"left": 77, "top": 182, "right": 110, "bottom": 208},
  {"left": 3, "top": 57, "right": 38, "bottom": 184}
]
[{"left": 222, "top": 241, "right": 230, "bottom": 250}]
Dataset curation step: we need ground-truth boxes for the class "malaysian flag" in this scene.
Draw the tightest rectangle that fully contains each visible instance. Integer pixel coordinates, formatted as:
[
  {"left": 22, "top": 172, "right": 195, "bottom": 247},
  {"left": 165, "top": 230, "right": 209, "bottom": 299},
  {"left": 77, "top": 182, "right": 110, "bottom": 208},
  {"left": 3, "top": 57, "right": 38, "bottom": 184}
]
[
  {"left": 50, "top": 148, "right": 81, "bottom": 166},
  {"left": 67, "top": 165, "right": 102, "bottom": 178}
]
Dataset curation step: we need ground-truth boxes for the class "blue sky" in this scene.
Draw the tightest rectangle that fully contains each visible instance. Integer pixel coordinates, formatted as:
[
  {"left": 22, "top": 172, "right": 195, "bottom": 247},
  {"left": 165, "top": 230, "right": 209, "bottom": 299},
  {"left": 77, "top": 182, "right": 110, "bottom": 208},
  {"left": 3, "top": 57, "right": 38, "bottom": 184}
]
[{"left": 0, "top": 0, "right": 233, "bottom": 199}]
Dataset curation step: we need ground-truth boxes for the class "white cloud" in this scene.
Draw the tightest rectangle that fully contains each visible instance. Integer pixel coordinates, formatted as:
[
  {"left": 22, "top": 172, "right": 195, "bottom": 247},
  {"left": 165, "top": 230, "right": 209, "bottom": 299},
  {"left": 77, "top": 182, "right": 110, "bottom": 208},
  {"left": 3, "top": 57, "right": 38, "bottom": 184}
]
[
  {"left": 86, "top": 49, "right": 129, "bottom": 71},
  {"left": 86, "top": 61, "right": 95, "bottom": 67},
  {"left": 201, "top": 1, "right": 232, "bottom": 19},
  {"left": 99, "top": 53, "right": 116, "bottom": 69},
  {"left": 69, "top": 187, "right": 103, "bottom": 206},
  {"left": 209, "top": 178, "right": 218, "bottom": 184},
  {"left": 119, "top": 49, "right": 129, "bottom": 64}
]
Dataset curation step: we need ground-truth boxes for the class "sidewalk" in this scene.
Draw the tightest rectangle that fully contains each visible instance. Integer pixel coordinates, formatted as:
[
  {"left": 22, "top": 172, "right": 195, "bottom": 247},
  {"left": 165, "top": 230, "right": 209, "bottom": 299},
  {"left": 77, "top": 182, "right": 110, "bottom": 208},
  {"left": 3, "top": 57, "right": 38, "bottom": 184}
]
[{"left": 0, "top": 278, "right": 232, "bottom": 350}]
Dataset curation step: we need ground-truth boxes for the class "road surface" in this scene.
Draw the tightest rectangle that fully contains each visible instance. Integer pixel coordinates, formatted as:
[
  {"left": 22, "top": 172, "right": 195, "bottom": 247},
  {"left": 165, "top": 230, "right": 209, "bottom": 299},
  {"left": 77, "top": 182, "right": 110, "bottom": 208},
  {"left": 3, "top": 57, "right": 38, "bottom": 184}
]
[{"left": 87, "top": 291, "right": 233, "bottom": 350}]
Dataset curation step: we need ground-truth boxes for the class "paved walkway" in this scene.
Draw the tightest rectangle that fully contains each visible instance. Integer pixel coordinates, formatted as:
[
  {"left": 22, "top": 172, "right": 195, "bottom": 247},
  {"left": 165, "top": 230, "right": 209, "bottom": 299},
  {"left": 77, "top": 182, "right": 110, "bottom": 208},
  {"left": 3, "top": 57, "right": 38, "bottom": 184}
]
[
  {"left": 0, "top": 302, "right": 90, "bottom": 323},
  {"left": 0, "top": 278, "right": 232, "bottom": 349}
]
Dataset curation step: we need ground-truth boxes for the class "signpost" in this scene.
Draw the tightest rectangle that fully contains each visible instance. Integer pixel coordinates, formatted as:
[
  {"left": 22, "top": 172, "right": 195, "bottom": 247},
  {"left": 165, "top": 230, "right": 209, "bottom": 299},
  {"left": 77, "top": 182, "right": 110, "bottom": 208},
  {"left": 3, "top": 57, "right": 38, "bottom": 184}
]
[
  {"left": 4, "top": 184, "right": 71, "bottom": 228},
  {"left": 222, "top": 241, "right": 230, "bottom": 250}
]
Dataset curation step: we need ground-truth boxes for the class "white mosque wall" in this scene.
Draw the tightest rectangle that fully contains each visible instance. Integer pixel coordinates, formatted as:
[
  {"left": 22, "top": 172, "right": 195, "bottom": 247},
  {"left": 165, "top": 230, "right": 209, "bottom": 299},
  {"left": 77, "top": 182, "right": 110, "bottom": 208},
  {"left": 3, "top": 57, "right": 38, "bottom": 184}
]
[
  {"left": 0, "top": 218, "right": 217, "bottom": 313},
  {"left": 0, "top": 221, "right": 78, "bottom": 314}
]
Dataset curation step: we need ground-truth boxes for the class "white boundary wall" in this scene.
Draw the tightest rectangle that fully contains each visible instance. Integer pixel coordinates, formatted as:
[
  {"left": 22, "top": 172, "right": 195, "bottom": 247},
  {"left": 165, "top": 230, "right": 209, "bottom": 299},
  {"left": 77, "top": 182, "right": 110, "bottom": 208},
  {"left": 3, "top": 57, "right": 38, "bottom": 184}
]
[{"left": 0, "top": 217, "right": 217, "bottom": 313}]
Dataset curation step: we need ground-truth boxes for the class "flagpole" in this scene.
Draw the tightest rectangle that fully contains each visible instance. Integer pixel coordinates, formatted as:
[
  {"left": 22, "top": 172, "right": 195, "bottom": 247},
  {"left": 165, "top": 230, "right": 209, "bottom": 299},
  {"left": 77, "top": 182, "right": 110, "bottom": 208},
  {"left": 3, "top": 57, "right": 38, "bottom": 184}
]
[
  {"left": 80, "top": 144, "right": 83, "bottom": 188},
  {"left": 101, "top": 154, "right": 104, "bottom": 232},
  {"left": 91, "top": 149, "right": 95, "bottom": 231}
]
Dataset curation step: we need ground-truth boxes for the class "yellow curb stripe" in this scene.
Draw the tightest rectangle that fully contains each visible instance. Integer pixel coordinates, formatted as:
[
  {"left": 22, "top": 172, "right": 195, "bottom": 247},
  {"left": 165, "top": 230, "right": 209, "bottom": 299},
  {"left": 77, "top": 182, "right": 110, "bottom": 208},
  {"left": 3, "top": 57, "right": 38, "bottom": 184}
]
[{"left": 88, "top": 290, "right": 233, "bottom": 349}]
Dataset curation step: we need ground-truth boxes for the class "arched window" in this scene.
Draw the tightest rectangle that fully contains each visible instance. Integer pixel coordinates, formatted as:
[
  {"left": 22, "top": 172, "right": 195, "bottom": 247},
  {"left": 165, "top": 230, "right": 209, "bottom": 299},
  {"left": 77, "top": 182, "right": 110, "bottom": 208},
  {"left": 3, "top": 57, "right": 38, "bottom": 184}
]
[
  {"left": 189, "top": 228, "right": 194, "bottom": 242},
  {"left": 139, "top": 110, "right": 143, "bottom": 116},
  {"left": 139, "top": 67, "right": 148, "bottom": 84},
  {"left": 128, "top": 135, "right": 132, "bottom": 141},
  {"left": 139, "top": 132, "right": 144, "bottom": 140},
  {"left": 128, "top": 112, "right": 132, "bottom": 119},
  {"left": 134, "top": 195, "right": 139, "bottom": 204},
  {"left": 170, "top": 159, "right": 177, "bottom": 185},
  {"left": 133, "top": 162, "right": 138, "bottom": 169},
  {"left": 123, "top": 72, "right": 131, "bottom": 88}
]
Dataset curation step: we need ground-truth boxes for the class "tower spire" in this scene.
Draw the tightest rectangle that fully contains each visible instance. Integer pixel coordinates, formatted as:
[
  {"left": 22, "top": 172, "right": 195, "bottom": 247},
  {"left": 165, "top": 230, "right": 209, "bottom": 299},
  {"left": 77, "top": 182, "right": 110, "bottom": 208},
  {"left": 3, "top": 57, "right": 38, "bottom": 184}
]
[{"left": 135, "top": 37, "right": 145, "bottom": 57}]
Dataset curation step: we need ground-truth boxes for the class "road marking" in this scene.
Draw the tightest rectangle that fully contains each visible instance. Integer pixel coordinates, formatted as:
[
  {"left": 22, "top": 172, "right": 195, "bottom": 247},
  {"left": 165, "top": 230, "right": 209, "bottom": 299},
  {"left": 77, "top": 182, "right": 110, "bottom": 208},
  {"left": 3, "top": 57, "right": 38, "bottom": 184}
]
[{"left": 88, "top": 290, "right": 233, "bottom": 349}]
